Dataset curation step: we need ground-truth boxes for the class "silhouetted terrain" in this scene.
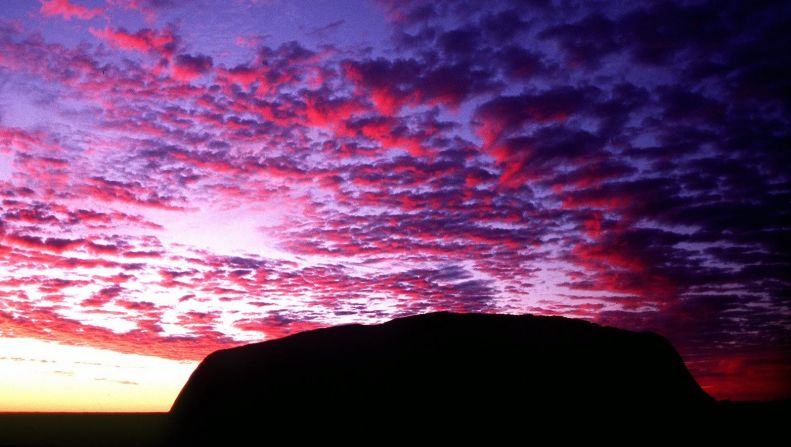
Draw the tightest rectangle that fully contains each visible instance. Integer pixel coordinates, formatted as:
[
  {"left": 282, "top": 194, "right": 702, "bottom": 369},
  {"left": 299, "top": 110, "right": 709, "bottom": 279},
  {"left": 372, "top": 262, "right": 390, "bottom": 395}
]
[
  {"left": 169, "top": 312, "right": 715, "bottom": 442},
  {"left": 2, "top": 312, "right": 787, "bottom": 446}
]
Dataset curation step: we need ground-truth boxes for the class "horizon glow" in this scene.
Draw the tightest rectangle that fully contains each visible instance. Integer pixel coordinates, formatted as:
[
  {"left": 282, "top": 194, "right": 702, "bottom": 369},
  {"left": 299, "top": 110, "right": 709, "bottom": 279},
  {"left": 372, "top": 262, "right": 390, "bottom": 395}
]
[{"left": 0, "top": 337, "right": 195, "bottom": 412}]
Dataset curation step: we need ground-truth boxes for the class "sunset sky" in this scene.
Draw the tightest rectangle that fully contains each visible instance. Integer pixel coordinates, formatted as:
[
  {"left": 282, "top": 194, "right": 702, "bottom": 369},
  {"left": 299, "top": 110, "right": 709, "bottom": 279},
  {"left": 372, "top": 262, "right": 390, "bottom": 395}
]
[{"left": 0, "top": 0, "right": 789, "bottom": 410}]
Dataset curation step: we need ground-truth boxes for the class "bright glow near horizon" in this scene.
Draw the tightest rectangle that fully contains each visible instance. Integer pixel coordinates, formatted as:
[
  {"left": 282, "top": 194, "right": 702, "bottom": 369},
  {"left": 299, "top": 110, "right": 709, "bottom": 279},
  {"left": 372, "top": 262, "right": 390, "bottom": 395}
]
[{"left": 0, "top": 338, "right": 197, "bottom": 412}]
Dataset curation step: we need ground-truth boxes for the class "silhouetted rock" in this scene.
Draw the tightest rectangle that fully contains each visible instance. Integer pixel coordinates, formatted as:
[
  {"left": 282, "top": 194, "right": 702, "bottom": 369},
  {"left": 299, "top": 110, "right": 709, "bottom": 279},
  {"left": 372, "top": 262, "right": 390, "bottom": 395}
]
[{"left": 168, "top": 312, "right": 714, "bottom": 441}]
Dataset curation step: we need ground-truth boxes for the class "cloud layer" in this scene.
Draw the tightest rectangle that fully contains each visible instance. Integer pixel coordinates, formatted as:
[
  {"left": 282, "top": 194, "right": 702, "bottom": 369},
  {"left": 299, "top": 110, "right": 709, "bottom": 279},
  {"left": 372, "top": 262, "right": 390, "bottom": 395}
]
[{"left": 0, "top": 0, "right": 789, "bottom": 401}]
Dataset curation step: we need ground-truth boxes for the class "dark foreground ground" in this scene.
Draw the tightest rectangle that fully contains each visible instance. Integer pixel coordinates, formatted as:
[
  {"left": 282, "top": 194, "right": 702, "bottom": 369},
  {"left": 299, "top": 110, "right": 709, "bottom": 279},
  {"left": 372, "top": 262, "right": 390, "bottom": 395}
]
[
  {"left": 0, "top": 413, "right": 169, "bottom": 447},
  {"left": 0, "top": 402, "right": 789, "bottom": 446}
]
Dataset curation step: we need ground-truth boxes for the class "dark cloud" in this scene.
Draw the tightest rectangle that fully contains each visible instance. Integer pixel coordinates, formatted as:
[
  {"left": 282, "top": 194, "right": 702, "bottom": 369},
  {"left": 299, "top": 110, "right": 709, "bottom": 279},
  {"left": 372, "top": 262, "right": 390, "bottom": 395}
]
[
  {"left": 305, "top": 20, "right": 346, "bottom": 39},
  {"left": 172, "top": 53, "right": 213, "bottom": 80}
]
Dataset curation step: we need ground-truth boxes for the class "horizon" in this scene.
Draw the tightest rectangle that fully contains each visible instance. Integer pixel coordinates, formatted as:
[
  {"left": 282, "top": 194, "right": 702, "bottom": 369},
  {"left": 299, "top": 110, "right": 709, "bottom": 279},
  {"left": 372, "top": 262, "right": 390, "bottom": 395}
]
[{"left": 0, "top": 0, "right": 789, "bottom": 411}]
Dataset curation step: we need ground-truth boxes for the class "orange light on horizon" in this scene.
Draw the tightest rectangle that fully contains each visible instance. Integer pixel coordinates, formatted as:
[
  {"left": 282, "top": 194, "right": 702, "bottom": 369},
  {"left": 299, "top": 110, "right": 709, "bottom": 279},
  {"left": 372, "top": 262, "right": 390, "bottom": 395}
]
[{"left": 0, "top": 337, "right": 198, "bottom": 412}]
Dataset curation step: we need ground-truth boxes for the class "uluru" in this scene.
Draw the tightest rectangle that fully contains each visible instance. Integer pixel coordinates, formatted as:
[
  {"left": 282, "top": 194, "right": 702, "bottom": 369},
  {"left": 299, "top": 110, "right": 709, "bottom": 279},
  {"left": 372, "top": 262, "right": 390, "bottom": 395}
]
[{"left": 169, "top": 312, "right": 714, "bottom": 442}]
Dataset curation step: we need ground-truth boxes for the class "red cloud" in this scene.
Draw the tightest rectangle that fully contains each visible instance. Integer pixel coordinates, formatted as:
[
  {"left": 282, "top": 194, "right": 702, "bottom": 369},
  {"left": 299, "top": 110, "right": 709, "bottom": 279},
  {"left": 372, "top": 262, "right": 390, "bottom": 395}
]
[
  {"left": 171, "top": 53, "right": 214, "bottom": 82},
  {"left": 235, "top": 316, "right": 323, "bottom": 340},
  {"left": 1, "top": 233, "right": 85, "bottom": 254},
  {"left": 693, "top": 350, "right": 791, "bottom": 401},
  {"left": 218, "top": 64, "right": 259, "bottom": 88},
  {"left": 40, "top": 0, "right": 103, "bottom": 21},
  {"left": 303, "top": 94, "right": 364, "bottom": 129},
  {"left": 89, "top": 26, "right": 175, "bottom": 55},
  {"left": 0, "top": 306, "right": 234, "bottom": 362}
]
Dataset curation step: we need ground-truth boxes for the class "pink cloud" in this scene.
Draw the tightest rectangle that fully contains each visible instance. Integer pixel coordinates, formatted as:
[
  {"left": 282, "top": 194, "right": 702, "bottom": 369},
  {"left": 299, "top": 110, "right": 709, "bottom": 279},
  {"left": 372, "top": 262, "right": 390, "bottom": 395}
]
[
  {"left": 171, "top": 53, "right": 213, "bottom": 82},
  {"left": 89, "top": 26, "right": 175, "bottom": 55},
  {"left": 106, "top": 0, "right": 157, "bottom": 23},
  {"left": 218, "top": 64, "right": 259, "bottom": 88},
  {"left": 40, "top": 0, "right": 103, "bottom": 21}
]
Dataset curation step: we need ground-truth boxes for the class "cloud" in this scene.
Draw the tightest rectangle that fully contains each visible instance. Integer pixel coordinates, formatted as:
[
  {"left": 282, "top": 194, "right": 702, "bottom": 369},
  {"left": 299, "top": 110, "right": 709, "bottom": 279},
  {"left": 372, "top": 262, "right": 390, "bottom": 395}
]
[
  {"left": 305, "top": 20, "right": 346, "bottom": 40},
  {"left": 474, "top": 87, "right": 598, "bottom": 147},
  {"left": 40, "top": 0, "right": 103, "bottom": 21},
  {"left": 171, "top": 53, "right": 213, "bottom": 82},
  {"left": 344, "top": 56, "right": 498, "bottom": 115},
  {"left": 1, "top": 0, "right": 789, "bottom": 402},
  {"left": 89, "top": 26, "right": 176, "bottom": 56}
]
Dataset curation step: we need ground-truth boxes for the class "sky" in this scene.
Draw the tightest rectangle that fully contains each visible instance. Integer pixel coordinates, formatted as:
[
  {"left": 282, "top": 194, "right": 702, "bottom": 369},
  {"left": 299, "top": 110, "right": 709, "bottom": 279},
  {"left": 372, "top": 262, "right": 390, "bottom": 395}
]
[{"left": 0, "top": 0, "right": 789, "bottom": 410}]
